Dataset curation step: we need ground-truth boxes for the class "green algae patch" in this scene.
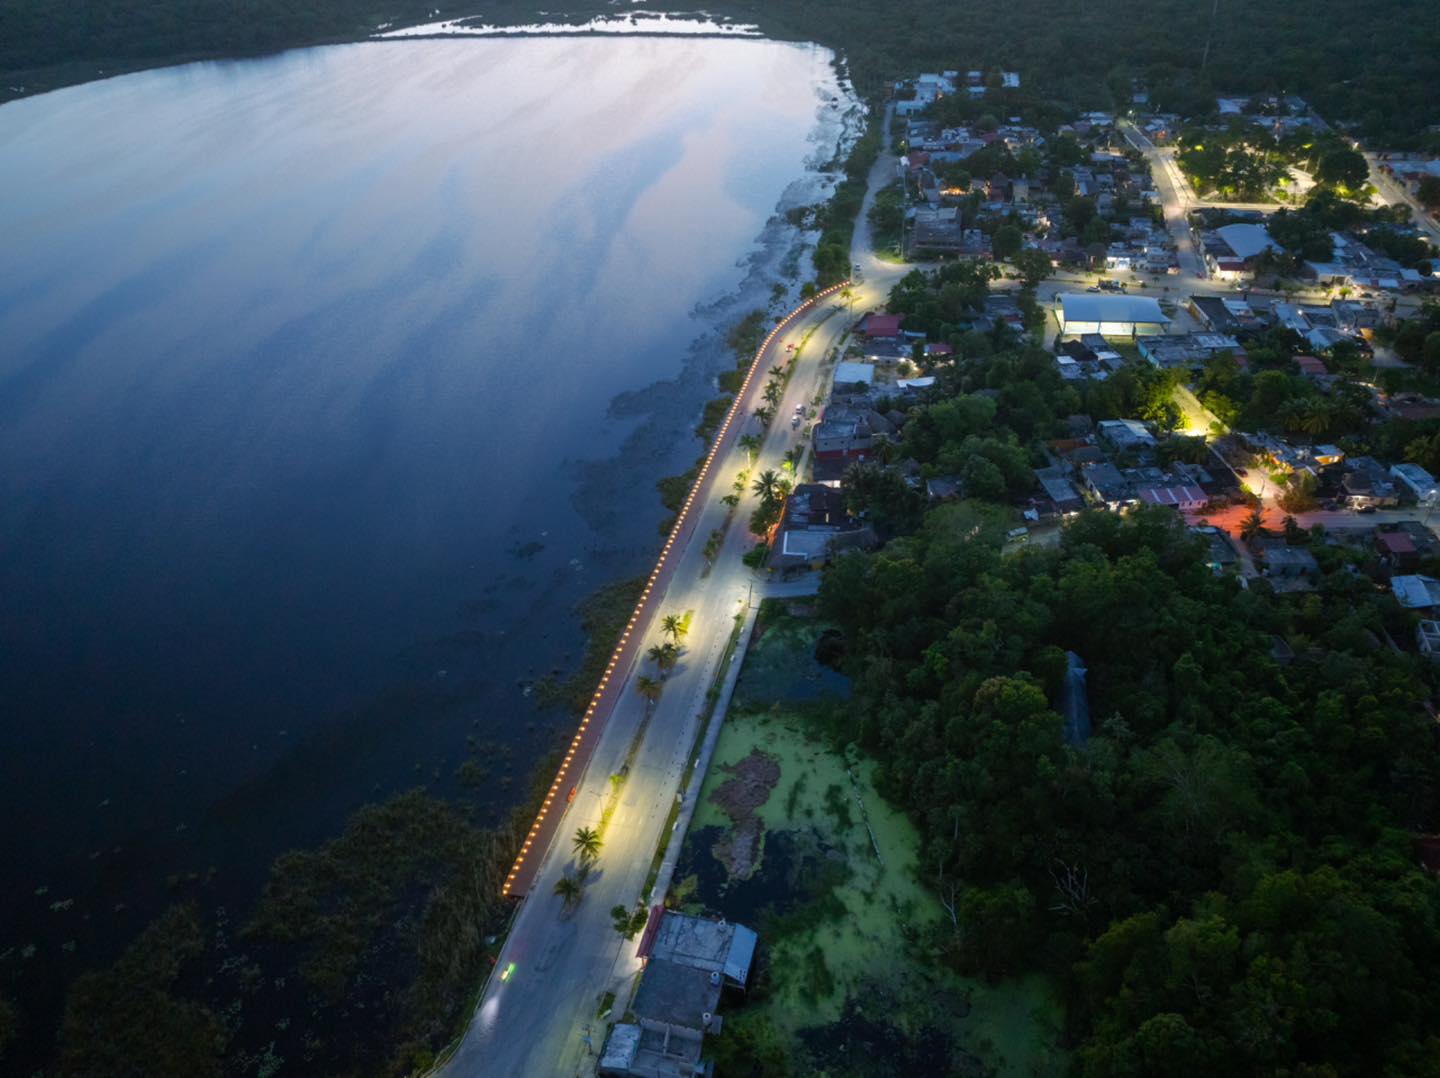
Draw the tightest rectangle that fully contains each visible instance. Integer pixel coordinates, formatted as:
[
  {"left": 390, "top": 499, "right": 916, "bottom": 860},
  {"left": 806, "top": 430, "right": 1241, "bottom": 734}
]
[{"left": 673, "top": 614, "right": 1064, "bottom": 1076}]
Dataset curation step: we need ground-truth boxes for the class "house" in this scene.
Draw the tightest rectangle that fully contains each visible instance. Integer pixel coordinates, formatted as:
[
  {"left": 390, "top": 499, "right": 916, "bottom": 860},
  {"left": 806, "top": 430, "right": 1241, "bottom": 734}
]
[
  {"left": 926, "top": 476, "right": 964, "bottom": 501},
  {"left": 1391, "top": 463, "right": 1439, "bottom": 505},
  {"left": 1191, "top": 525, "right": 1239, "bottom": 574},
  {"left": 1259, "top": 543, "right": 1320, "bottom": 582},
  {"left": 602, "top": 911, "right": 759, "bottom": 1078},
  {"left": 862, "top": 338, "right": 911, "bottom": 363},
  {"left": 1097, "top": 418, "right": 1156, "bottom": 452},
  {"left": 1035, "top": 467, "right": 1084, "bottom": 513},
  {"left": 1055, "top": 293, "right": 1171, "bottom": 337},
  {"left": 1189, "top": 295, "right": 1266, "bottom": 335},
  {"left": 1081, "top": 462, "right": 1132, "bottom": 509},
  {"left": 1392, "top": 575, "right": 1440, "bottom": 610},
  {"left": 1418, "top": 620, "right": 1440, "bottom": 661},
  {"left": 771, "top": 484, "right": 875, "bottom": 571},
  {"left": 1390, "top": 520, "right": 1440, "bottom": 561},
  {"left": 1134, "top": 484, "right": 1208, "bottom": 511},
  {"left": 813, "top": 406, "right": 892, "bottom": 460},
  {"left": 1138, "top": 333, "right": 1244, "bottom": 372},
  {"left": 832, "top": 361, "right": 875, "bottom": 392},
  {"left": 1202, "top": 223, "right": 1276, "bottom": 278},
  {"left": 1294, "top": 355, "right": 1329, "bottom": 379},
  {"left": 1376, "top": 530, "right": 1421, "bottom": 572},
  {"left": 858, "top": 313, "right": 903, "bottom": 338},
  {"left": 923, "top": 341, "right": 954, "bottom": 359},
  {"left": 1342, "top": 457, "right": 1399, "bottom": 508}
]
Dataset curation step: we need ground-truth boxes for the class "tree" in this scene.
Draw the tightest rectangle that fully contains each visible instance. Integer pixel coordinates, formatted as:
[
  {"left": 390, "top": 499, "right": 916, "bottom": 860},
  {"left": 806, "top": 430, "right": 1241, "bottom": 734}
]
[
  {"left": 636, "top": 675, "right": 662, "bottom": 711},
  {"left": 1277, "top": 471, "right": 1319, "bottom": 514},
  {"left": 738, "top": 433, "right": 763, "bottom": 465},
  {"left": 751, "top": 469, "right": 785, "bottom": 505},
  {"left": 992, "top": 224, "right": 1023, "bottom": 262},
  {"left": 661, "top": 614, "right": 687, "bottom": 644},
  {"left": 1315, "top": 146, "right": 1368, "bottom": 193},
  {"left": 573, "top": 827, "right": 602, "bottom": 864},
  {"left": 554, "top": 874, "right": 582, "bottom": 911},
  {"left": 647, "top": 642, "right": 679, "bottom": 678},
  {"left": 961, "top": 455, "right": 1006, "bottom": 501},
  {"left": 1013, "top": 247, "right": 1054, "bottom": 288},
  {"left": 1418, "top": 175, "right": 1440, "bottom": 213},
  {"left": 1239, "top": 507, "right": 1266, "bottom": 542}
]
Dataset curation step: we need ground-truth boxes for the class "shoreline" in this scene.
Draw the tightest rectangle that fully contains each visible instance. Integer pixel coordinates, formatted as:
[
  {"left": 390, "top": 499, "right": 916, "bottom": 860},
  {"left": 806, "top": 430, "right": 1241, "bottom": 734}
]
[{"left": 0, "top": 14, "right": 821, "bottom": 109}]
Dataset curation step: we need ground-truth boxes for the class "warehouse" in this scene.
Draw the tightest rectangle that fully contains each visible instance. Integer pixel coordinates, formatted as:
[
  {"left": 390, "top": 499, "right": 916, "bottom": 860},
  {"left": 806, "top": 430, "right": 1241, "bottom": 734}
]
[{"left": 1055, "top": 293, "right": 1171, "bottom": 338}]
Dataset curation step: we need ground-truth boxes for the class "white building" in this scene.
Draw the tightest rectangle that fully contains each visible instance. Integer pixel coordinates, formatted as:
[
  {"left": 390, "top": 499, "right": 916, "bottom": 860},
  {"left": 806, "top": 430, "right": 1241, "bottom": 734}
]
[
  {"left": 1055, "top": 293, "right": 1171, "bottom": 337},
  {"left": 1391, "top": 463, "right": 1440, "bottom": 505}
]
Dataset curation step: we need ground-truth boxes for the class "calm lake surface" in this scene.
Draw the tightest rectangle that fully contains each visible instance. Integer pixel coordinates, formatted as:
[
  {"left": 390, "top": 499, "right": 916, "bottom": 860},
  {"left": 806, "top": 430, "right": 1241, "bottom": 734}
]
[{"left": 0, "top": 34, "right": 845, "bottom": 1050}]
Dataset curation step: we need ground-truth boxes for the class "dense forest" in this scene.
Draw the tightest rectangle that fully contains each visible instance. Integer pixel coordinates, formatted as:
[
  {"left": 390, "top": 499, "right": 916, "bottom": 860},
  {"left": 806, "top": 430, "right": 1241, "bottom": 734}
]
[
  {"left": 788, "top": 300, "right": 1440, "bottom": 1072},
  {"left": 813, "top": 499, "right": 1440, "bottom": 1075},
  {"left": 4, "top": 0, "right": 1440, "bottom": 147}
]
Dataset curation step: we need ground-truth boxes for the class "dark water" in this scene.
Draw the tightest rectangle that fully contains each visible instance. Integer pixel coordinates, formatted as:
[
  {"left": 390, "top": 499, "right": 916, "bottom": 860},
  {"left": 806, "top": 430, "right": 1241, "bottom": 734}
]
[{"left": 0, "top": 35, "right": 846, "bottom": 1053}]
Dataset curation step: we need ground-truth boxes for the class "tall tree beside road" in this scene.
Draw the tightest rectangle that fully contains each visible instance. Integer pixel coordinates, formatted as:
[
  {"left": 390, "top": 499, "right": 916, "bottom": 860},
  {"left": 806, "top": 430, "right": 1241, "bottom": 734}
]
[
  {"left": 1315, "top": 146, "right": 1369, "bottom": 194},
  {"left": 647, "top": 642, "right": 679, "bottom": 679},
  {"left": 1013, "top": 248, "right": 1054, "bottom": 288},
  {"left": 739, "top": 434, "right": 763, "bottom": 465},
  {"left": 636, "top": 675, "right": 662, "bottom": 712},
  {"left": 553, "top": 874, "right": 582, "bottom": 911},
  {"left": 991, "top": 224, "right": 1023, "bottom": 263},
  {"left": 661, "top": 614, "right": 687, "bottom": 644},
  {"left": 572, "top": 827, "right": 602, "bottom": 864},
  {"left": 1239, "top": 506, "right": 1266, "bottom": 542},
  {"left": 1418, "top": 176, "right": 1440, "bottom": 214}
]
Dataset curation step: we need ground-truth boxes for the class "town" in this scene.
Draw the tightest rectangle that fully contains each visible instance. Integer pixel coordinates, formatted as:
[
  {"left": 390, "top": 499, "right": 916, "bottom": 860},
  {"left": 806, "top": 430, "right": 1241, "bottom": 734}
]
[{"left": 741, "top": 69, "right": 1440, "bottom": 646}]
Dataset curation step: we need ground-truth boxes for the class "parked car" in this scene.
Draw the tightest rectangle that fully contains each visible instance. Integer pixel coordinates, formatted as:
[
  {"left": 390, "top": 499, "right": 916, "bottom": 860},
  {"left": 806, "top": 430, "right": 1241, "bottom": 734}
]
[{"left": 1357, "top": 505, "right": 1377, "bottom": 515}]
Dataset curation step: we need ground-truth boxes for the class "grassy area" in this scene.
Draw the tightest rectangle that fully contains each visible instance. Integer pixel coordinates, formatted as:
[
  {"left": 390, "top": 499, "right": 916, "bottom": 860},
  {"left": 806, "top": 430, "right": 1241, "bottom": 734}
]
[{"left": 674, "top": 614, "right": 1065, "bottom": 1077}]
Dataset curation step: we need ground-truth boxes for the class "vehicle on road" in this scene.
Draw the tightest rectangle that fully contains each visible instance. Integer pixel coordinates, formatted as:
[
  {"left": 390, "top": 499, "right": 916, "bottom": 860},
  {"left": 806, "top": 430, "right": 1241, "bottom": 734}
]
[
  {"left": 1006, "top": 527, "right": 1030, "bottom": 542},
  {"left": 791, "top": 416, "right": 801, "bottom": 430},
  {"left": 1357, "top": 505, "right": 1377, "bottom": 515}
]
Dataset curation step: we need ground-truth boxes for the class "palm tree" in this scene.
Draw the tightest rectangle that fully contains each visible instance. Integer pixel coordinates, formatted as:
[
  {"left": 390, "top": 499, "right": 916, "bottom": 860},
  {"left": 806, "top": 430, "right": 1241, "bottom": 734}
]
[
  {"left": 763, "top": 381, "right": 783, "bottom": 408},
  {"left": 738, "top": 433, "right": 763, "bottom": 465},
  {"left": 573, "top": 827, "right": 602, "bottom": 863},
  {"left": 554, "top": 874, "right": 582, "bottom": 910},
  {"left": 1276, "top": 398, "right": 1308, "bottom": 433},
  {"left": 647, "top": 642, "right": 679, "bottom": 678},
  {"left": 636, "top": 675, "right": 662, "bottom": 711},
  {"left": 661, "top": 614, "right": 687, "bottom": 644},
  {"left": 1240, "top": 507, "right": 1266, "bottom": 543},
  {"left": 752, "top": 469, "right": 783, "bottom": 504}
]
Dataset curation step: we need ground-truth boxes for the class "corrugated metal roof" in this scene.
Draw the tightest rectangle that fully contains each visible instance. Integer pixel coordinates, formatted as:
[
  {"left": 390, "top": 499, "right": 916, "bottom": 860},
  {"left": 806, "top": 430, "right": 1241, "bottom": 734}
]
[{"left": 1057, "top": 293, "right": 1170, "bottom": 325}]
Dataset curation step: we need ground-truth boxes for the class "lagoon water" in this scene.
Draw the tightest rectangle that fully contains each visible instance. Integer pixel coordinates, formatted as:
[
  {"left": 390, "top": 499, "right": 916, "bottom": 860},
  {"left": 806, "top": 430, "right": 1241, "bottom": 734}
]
[{"left": 0, "top": 35, "right": 845, "bottom": 1050}]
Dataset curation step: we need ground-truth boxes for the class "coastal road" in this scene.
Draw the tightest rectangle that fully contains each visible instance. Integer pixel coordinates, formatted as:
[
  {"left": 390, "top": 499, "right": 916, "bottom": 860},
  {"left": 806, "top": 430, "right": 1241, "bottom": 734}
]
[{"left": 439, "top": 110, "right": 906, "bottom": 1078}]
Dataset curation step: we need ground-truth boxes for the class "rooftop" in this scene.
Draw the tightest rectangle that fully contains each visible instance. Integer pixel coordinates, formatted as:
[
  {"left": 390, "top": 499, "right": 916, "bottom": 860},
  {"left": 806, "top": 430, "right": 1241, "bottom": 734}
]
[
  {"left": 1393, "top": 575, "right": 1440, "bottom": 609},
  {"left": 1057, "top": 292, "right": 1170, "bottom": 325},
  {"left": 1215, "top": 222, "right": 1276, "bottom": 260},
  {"left": 632, "top": 960, "right": 722, "bottom": 1032}
]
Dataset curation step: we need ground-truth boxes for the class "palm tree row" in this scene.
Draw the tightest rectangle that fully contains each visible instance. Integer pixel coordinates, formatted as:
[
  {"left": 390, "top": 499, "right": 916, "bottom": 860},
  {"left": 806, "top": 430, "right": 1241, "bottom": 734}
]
[{"left": 554, "top": 826, "right": 604, "bottom": 913}]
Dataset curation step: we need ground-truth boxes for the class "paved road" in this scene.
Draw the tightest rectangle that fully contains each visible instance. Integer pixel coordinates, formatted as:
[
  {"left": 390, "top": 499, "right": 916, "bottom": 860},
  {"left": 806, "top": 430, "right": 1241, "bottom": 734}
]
[
  {"left": 439, "top": 105, "right": 907, "bottom": 1078},
  {"left": 1119, "top": 120, "right": 1209, "bottom": 282},
  {"left": 1365, "top": 153, "right": 1440, "bottom": 247}
]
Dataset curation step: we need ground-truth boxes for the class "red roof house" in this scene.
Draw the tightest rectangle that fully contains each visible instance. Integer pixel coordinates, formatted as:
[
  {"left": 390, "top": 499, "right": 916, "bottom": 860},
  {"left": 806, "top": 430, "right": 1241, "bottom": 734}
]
[{"left": 859, "top": 313, "right": 904, "bottom": 338}]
